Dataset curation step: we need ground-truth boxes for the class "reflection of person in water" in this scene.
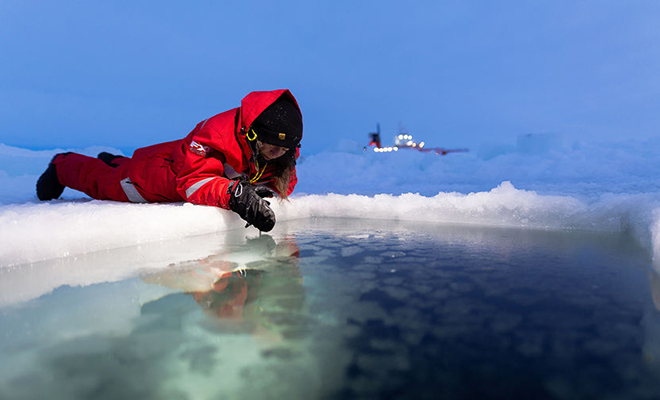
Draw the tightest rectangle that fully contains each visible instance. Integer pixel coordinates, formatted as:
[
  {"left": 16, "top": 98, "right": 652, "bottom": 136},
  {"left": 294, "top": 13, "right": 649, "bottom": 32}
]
[
  {"left": 142, "top": 235, "right": 304, "bottom": 340},
  {"left": 191, "top": 269, "right": 262, "bottom": 319}
]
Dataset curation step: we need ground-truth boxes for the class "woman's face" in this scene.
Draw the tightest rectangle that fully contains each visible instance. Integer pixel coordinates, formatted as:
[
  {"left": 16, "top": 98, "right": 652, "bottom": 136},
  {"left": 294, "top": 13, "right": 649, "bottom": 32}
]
[{"left": 259, "top": 141, "right": 289, "bottom": 160}]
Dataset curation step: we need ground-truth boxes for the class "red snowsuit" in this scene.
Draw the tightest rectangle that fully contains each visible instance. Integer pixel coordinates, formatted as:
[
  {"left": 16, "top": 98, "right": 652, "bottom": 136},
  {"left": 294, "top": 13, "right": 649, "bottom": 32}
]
[{"left": 53, "top": 89, "right": 301, "bottom": 208}]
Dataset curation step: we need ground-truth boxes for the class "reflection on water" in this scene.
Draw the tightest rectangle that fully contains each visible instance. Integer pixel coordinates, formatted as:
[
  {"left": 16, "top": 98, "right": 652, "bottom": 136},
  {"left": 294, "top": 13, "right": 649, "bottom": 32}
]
[
  {"left": 142, "top": 235, "right": 306, "bottom": 342},
  {"left": 1, "top": 218, "right": 660, "bottom": 399}
]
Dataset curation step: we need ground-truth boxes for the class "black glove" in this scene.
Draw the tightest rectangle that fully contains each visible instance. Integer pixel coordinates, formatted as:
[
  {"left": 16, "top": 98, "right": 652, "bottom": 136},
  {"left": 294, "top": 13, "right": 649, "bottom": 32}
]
[
  {"left": 254, "top": 186, "right": 275, "bottom": 199},
  {"left": 227, "top": 180, "right": 276, "bottom": 232}
]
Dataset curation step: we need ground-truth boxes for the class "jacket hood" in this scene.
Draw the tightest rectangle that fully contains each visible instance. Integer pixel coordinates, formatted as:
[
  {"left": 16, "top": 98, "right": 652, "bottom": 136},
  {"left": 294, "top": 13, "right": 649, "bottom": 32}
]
[{"left": 239, "top": 89, "right": 303, "bottom": 139}]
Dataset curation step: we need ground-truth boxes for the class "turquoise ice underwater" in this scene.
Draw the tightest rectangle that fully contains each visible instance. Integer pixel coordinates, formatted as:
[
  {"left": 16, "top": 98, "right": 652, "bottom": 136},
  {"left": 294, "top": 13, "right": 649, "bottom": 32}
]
[{"left": 2, "top": 135, "right": 660, "bottom": 399}]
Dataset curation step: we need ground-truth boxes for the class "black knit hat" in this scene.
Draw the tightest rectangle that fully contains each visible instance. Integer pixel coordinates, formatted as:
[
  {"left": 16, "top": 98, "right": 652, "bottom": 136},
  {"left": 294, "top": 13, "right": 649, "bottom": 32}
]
[{"left": 251, "top": 97, "right": 302, "bottom": 148}]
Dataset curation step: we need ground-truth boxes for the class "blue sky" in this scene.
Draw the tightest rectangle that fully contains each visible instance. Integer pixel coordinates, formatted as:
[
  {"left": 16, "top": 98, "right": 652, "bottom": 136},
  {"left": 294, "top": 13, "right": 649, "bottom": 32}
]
[{"left": 1, "top": 1, "right": 659, "bottom": 154}]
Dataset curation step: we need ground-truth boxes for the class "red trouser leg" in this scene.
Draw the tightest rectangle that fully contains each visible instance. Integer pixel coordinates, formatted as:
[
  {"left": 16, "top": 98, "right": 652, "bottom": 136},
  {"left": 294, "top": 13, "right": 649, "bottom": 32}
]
[{"left": 52, "top": 153, "right": 130, "bottom": 202}]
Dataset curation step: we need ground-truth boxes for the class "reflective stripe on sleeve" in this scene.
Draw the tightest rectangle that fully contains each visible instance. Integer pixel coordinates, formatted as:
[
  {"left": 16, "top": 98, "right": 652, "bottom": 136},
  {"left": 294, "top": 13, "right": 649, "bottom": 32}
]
[
  {"left": 120, "top": 178, "right": 148, "bottom": 203},
  {"left": 185, "top": 177, "right": 217, "bottom": 199}
]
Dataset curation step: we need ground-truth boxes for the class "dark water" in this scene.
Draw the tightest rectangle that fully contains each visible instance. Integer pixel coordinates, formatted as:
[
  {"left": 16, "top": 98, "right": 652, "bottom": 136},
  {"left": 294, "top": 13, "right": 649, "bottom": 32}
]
[{"left": 1, "top": 218, "right": 659, "bottom": 400}]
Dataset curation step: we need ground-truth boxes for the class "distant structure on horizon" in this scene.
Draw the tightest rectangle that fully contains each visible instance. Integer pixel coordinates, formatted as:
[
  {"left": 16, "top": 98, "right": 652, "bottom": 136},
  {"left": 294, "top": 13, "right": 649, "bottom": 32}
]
[{"left": 364, "top": 123, "right": 469, "bottom": 155}]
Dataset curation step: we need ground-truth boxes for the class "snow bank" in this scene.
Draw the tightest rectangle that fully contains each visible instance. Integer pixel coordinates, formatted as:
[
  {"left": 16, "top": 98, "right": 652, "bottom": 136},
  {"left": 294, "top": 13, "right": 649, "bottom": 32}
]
[
  {"left": 2, "top": 138, "right": 660, "bottom": 270},
  {"left": 2, "top": 183, "right": 659, "bottom": 269},
  {"left": 0, "top": 201, "right": 244, "bottom": 266},
  {"left": 305, "top": 186, "right": 651, "bottom": 232}
]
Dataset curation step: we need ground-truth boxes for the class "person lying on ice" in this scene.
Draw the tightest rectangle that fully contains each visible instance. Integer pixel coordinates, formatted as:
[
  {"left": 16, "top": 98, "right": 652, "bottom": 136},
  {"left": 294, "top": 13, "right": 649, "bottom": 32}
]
[{"left": 36, "top": 89, "right": 303, "bottom": 232}]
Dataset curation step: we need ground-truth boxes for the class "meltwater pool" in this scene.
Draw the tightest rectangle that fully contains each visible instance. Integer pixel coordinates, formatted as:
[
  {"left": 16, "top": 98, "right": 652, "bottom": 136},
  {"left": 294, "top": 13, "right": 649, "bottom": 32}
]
[{"left": 1, "top": 218, "right": 660, "bottom": 400}]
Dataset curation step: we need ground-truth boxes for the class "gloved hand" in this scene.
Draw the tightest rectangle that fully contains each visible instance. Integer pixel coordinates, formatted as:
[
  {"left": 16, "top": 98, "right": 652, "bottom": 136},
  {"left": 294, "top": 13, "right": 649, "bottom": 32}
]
[
  {"left": 253, "top": 186, "right": 275, "bottom": 199},
  {"left": 227, "top": 180, "right": 276, "bottom": 232}
]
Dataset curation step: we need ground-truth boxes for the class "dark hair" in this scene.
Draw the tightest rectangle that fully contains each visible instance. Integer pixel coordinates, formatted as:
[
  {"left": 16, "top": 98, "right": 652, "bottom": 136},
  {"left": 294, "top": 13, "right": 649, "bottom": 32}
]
[{"left": 255, "top": 144, "right": 296, "bottom": 199}]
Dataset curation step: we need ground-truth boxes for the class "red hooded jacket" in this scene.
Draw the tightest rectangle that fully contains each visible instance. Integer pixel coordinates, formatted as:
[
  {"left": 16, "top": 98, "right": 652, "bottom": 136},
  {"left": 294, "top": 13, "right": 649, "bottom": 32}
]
[{"left": 118, "top": 89, "right": 301, "bottom": 209}]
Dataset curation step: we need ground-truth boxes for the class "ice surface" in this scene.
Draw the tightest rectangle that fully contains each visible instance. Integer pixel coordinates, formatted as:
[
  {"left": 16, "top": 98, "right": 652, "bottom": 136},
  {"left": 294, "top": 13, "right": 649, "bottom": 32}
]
[{"left": 2, "top": 136, "right": 660, "bottom": 272}]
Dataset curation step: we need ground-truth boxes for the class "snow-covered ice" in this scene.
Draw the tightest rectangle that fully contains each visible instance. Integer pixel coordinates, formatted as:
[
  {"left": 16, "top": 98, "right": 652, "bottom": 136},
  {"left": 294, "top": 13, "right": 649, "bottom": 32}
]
[{"left": 2, "top": 134, "right": 660, "bottom": 272}]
